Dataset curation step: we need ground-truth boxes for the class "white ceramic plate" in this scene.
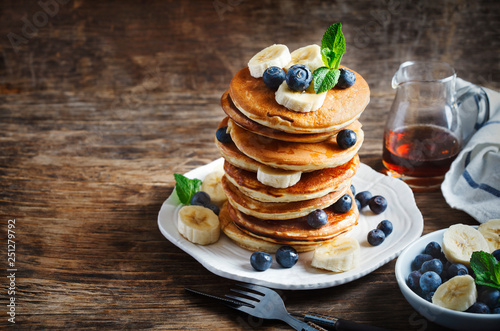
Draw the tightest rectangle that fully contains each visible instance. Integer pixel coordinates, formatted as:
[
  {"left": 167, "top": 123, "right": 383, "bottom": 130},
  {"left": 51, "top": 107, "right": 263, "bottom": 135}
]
[{"left": 158, "top": 158, "right": 424, "bottom": 290}]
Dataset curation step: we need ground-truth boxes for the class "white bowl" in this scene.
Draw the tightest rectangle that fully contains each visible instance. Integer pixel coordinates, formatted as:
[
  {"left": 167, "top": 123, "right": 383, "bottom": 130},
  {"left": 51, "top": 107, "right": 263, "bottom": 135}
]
[{"left": 395, "top": 227, "right": 500, "bottom": 331}]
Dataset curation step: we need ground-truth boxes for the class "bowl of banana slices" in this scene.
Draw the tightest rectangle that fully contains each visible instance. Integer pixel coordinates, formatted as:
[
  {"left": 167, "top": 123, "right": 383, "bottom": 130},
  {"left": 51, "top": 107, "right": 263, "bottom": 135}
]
[{"left": 395, "top": 221, "right": 500, "bottom": 331}]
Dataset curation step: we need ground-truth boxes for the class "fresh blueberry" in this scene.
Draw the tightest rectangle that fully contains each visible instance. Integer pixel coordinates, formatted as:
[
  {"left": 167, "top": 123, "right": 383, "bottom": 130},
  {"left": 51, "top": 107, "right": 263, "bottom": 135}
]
[
  {"left": 367, "top": 229, "right": 385, "bottom": 246},
  {"left": 263, "top": 66, "right": 286, "bottom": 90},
  {"left": 478, "top": 288, "right": 500, "bottom": 309},
  {"left": 376, "top": 220, "right": 393, "bottom": 237},
  {"left": 336, "top": 68, "right": 356, "bottom": 89},
  {"left": 250, "top": 251, "right": 272, "bottom": 271},
  {"left": 350, "top": 184, "right": 356, "bottom": 196},
  {"left": 307, "top": 209, "right": 328, "bottom": 228},
  {"left": 421, "top": 259, "right": 444, "bottom": 275},
  {"left": 466, "top": 302, "right": 491, "bottom": 314},
  {"left": 447, "top": 263, "right": 468, "bottom": 278},
  {"left": 369, "top": 195, "right": 388, "bottom": 214},
  {"left": 276, "top": 246, "right": 298, "bottom": 268},
  {"left": 411, "top": 254, "right": 433, "bottom": 271},
  {"left": 355, "top": 199, "right": 361, "bottom": 211},
  {"left": 407, "top": 270, "right": 422, "bottom": 292},
  {"left": 336, "top": 129, "right": 357, "bottom": 149},
  {"left": 355, "top": 191, "right": 372, "bottom": 209},
  {"left": 205, "top": 203, "right": 220, "bottom": 216},
  {"left": 216, "top": 126, "right": 232, "bottom": 144},
  {"left": 332, "top": 194, "right": 352, "bottom": 214},
  {"left": 285, "top": 64, "right": 312, "bottom": 91},
  {"left": 421, "top": 291, "right": 435, "bottom": 302},
  {"left": 493, "top": 307, "right": 500, "bottom": 314},
  {"left": 424, "top": 241, "right": 444, "bottom": 259},
  {"left": 419, "top": 271, "right": 441, "bottom": 293},
  {"left": 492, "top": 248, "right": 500, "bottom": 262},
  {"left": 190, "top": 191, "right": 211, "bottom": 207}
]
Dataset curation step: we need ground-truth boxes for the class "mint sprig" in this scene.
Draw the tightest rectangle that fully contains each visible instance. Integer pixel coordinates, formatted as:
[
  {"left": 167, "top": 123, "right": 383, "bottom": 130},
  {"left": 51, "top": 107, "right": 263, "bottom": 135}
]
[
  {"left": 173, "top": 173, "right": 202, "bottom": 205},
  {"left": 470, "top": 251, "right": 500, "bottom": 290},
  {"left": 313, "top": 22, "right": 346, "bottom": 94}
]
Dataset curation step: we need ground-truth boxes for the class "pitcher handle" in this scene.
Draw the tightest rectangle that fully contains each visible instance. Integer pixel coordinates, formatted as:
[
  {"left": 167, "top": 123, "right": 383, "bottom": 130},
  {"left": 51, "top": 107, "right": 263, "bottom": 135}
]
[{"left": 456, "top": 84, "right": 490, "bottom": 143}]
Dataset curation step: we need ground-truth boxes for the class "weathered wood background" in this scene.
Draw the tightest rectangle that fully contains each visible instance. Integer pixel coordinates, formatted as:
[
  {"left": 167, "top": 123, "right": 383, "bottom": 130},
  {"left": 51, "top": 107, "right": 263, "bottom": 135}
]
[{"left": 0, "top": 0, "right": 499, "bottom": 329}]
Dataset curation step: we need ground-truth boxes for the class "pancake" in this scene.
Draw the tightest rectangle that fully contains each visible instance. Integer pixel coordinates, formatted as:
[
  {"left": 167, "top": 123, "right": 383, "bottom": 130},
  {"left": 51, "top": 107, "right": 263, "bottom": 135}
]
[
  {"left": 229, "top": 66, "right": 370, "bottom": 134},
  {"left": 221, "top": 91, "right": 342, "bottom": 143},
  {"left": 227, "top": 196, "right": 358, "bottom": 242},
  {"left": 228, "top": 118, "right": 364, "bottom": 172},
  {"left": 222, "top": 175, "right": 351, "bottom": 220},
  {"left": 224, "top": 155, "right": 359, "bottom": 202}
]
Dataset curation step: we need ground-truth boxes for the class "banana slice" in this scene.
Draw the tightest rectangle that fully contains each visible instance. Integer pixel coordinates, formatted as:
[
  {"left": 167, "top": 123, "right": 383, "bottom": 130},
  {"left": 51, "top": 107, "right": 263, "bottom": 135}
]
[
  {"left": 177, "top": 205, "right": 220, "bottom": 245},
  {"left": 311, "top": 236, "right": 360, "bottom": 272},
  {"left": 284, "top": 44, "right": 324, "bottom": 72},
  {"left": 432, "top": 275, "right": 477, "bottom": 311},
  {"left": 275, "top": 81, "right": 327, "bottom": 113},
  {"left": 478, "top": 219, "right": 500, "bottom": 252},
  {"left": 201, "top": 169, "right": 227, "bottom": 207},
  {"left": 257, "top": 165, "right": 301, "bottom": 189},
  {"left": 248, "top": 44, "right": 291, "bottom": 78},
  {"left": 442, "top": 224, "right": 490, "bottom": 266}
]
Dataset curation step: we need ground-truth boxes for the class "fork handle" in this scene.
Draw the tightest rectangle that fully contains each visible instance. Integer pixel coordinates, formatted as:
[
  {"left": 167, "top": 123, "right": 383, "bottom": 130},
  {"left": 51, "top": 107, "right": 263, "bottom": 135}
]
[{"left": 303, "top": 313, "right": 388, "bottom": 331}]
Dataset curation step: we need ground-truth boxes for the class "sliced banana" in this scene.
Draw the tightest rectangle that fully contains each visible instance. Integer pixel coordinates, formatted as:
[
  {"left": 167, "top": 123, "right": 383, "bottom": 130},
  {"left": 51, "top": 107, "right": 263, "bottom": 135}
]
[
  {"left": 177, "top": 205, "right": 220, "bottom": 245},
  {"left": 311, "top": 236, "right": 360, "bottom": 272},
  {"left": 248, "top": 44, "right": 291, "bottom": 78},
  {"left": 257, "top": 165, "right": 301, "bottom": 189},
  {"left": 284, "top": 44, "right": 324, "bottom": 72},
  {"left": 201, "top": 169, "right": 227, "bottom": 207},
  {"left": 275, "top": 81, "right": 327, "bottom": 113},
  {"left": 432, "top": 275, "right": 477, "bottom": 311},
  {"left": 478, "top": 219, "right": 500, "bottom": 252},
  {"left": 442, "top": 224, "right": 490, "bottom": 266}
]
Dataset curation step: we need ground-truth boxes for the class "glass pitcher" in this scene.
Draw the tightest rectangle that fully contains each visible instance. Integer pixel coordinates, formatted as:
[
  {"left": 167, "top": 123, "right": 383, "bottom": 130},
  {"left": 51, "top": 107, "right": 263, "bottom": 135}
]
[{"left": 382, "top": 61, "right": 489, "bottom": 190}]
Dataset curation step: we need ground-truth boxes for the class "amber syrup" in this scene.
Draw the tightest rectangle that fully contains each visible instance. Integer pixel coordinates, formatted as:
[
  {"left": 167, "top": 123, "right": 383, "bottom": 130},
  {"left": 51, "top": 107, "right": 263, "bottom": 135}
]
[{"left": 382, "top": 124, "right": 461, "bottom": 178}]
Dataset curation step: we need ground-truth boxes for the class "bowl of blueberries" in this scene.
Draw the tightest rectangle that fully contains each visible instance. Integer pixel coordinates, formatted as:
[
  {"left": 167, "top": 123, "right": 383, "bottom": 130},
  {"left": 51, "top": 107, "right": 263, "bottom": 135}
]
[{"left": 395, "top": 227, "right": 500, "bottom": 331}]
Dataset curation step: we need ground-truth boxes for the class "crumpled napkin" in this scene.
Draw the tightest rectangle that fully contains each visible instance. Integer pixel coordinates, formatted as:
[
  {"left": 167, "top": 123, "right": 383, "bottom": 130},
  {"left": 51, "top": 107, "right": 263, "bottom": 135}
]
[{"left": 441, "top": 78, "right": 500, "bottom": 223}]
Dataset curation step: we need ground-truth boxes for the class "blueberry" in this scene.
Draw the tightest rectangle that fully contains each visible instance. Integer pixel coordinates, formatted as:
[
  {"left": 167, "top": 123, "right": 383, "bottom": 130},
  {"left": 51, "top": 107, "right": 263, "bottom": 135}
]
[
  {"left": 407, "top": 270, "right": 422, "bottom": 292},
  {"left": 493, "top": 307, "right": 500, "bottom": 314},
  {"left": 190, "top": 191, "right": 211, "bottom": 206},
  {"left": 336, "top": 129, "right": 357, "bottom": 149},
  {"left": 421, "top": 258, "right": 444, "bottom": 275},
  {"left": 263, "top": 66, "right": 286, "bottom": 90},
  {"left": 492, "top": 248, "right": 500, "bottom": 262},
  {"left": 377, "top": 220, "right": 393, "bottom": 237},
  {"left": 205, "top": 203, "right": 220, "bottom": 216},
  {"left": 478, "top": 288, "right": 500, "bottom": 309},
  {"left": 411, "top": 254, "right": 433, "bottom": 271},
  {"left": 421, "top": 291, "right": 435, "bottom": 302},
  {"left": 466, "top": 302, "right": 490, "bottom": 314},
  {"left": 307, "top": 209, "right": 328, "bottom": 228},
  {"left": 336, "top": 68, "right": 356, "bottom": 89},
  {"left": 285, "top": 64, "right": 312, "bottom": 91},
  {"left": 250, "top": 251, "right": 272, "bottom": 271},
  {"left": 216, "top": 126, "right": 232, "bottom": 144},
  {"left": 419, "top": 271, "right": 441, "bottom": 293},
  {"left": 368, "top": 195, "right": 388, "bottom": 214},
  {"left": 424, "top": 241, "right": 444, "bottom": 259},
  {"left": 332, "top": 194, "right": 352, "bottom": 214},
  {"left": 276, "top": 246, "right": 298, "bottom": 268},
  {"left": 355, "top": 199, "right": 361, "bottom": 211},
  {"left": 355, "top": 191, "right": 372, "bottom": 209},
  {"left": 447, "top": 263, "right": 468, "bottom": 278},
  {"left": 350, "top": 184, "right": 356, "bottom": 196},
  {"left": 367, "top": 229, "right": 385, "bottom": 246}
]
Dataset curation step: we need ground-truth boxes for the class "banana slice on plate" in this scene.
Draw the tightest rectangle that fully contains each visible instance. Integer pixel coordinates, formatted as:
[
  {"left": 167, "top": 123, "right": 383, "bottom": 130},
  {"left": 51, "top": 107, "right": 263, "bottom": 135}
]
[
  {"left": 432, "top": 275, "right": 477, "bottom": 311},
  {"left": 177, "top": 205, "right": 220, "bottom": 245},
  {"left": 275, "top": 81, "right": 327, "bottom": 113},
  {"left": 442, "top": 224, "right": 490, "bottom": 266},
  {"left": 248, "top": 44, "right": 291, "bottom": 78},
  {"left": 257, "top": 165, "right": 301, "bottom": 189},
  {"left": 201, "top": 169, "right": 227, "bottom": 207},
  {"left": 284, "top": 44, "right": 324, "bottom": 72},
  {"left": 478, "top": 219, "right": 500, "bottom": 252},
  {"left": 311, "top": 236, "right": 360, "bottom": 272}
]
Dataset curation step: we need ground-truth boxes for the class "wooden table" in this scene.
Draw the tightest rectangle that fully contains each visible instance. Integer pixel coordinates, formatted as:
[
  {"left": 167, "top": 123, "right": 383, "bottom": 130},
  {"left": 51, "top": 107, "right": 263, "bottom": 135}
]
[{"left": 1, "top": 0, "right": 499, "bottom": 329}]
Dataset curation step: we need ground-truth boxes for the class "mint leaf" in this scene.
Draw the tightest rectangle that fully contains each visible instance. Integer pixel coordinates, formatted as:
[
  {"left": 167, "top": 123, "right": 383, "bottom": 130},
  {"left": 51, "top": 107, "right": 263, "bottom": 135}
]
[
  {"left": 173, "top": 173, "right": 202, "bottom": 205},
  {"left": 313, "top": 67, "right": 340, "bottom": 93},
  {"left": 320, "top": 22, "right": 346, "bottom": 70},
  {"left": 470, "top": 251, "right": 500, "bottom": 290}
]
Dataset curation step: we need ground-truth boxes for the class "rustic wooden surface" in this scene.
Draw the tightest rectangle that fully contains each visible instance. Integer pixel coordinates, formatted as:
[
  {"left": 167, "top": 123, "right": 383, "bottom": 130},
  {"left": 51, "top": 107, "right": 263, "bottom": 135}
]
[{"left": 0, "top": 0, "right": 499, "bottom": 329}]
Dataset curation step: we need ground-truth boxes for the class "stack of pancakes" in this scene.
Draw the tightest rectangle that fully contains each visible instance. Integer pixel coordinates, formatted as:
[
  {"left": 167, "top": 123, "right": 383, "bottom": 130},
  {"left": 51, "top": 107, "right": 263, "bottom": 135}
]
[{"left": 215, "top": 66, "right": 370, "bottom": 253}]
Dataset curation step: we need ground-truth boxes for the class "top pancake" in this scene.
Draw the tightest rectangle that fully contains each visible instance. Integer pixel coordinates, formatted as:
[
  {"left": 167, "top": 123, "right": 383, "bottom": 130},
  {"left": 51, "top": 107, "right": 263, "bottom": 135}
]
[{"left": 229, "top": 66, "right": 370, "bottom": 134}]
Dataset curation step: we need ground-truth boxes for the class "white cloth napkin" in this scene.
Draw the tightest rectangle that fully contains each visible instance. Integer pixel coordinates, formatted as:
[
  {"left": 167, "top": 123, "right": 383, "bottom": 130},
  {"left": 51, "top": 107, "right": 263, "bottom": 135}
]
[{"left": 441, "top": 78, "right": 500, "bottom": 223}]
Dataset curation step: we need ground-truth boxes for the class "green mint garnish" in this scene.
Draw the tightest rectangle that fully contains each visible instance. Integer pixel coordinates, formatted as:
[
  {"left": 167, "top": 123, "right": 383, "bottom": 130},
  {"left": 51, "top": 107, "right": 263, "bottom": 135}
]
[
  {"left": 173, "top": 173, "right": 202, "bottom": 205},
  {"left": 470, "top": 251, "right": 500, "bottom": 290},
  {"left": 313, "top": 22, "right": 346, "bottom": 94}
]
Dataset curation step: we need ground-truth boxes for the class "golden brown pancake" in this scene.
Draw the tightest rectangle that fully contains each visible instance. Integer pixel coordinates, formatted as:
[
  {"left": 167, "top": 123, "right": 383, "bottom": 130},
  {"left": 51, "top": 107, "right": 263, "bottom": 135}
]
[
  {"left": 229, "top": 66, "right": 370, "bottom": 134},
  {"left": 222, "top": 176, "right": 351, "bottom": 220},
  {"left": 223, "top": 155, "right": 359, "bottom": 202},
  {"left": 228, "top": 118, "right": 364, "bottom": 172}
]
